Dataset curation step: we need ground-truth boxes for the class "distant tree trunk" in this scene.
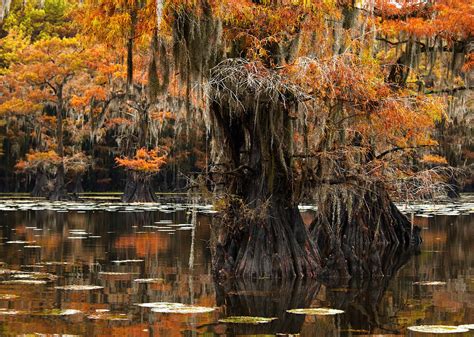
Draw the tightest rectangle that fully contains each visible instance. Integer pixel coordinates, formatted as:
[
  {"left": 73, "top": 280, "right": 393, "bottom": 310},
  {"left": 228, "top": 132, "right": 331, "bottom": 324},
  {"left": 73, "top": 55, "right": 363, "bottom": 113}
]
[
  {"left": 49, "top": 165, "right": 70, "bottom": 201},
  {"left": 121, "top": 174, "right": 157, "bottom": 202},
  {"left": 210, "top": 99, "right": 320, "bottom": 279},
  {"left": 49, "top": 91, "right": 70, "bottom": 201},
  {"left": 71, "top": 175, "right": 84, "bottom": 194},
  {"left": 121, "top": 102, "right": 158, "bottom": 203},
  {"left": 31, "top": 170, "right": 51, "bottom": 197},
  {"left": 126, "top": 8, "right": 137, "bottom": 94},
  {"left": 311, "top": 183, "right": 421, "bottom": 281}
]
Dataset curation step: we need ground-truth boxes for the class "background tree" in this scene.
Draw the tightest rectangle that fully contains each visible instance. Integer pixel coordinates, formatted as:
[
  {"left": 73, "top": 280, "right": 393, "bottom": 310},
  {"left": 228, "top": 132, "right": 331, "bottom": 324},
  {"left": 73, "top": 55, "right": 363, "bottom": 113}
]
[
  {"left": 0, "top": 37, "right": 122, "bottom": 199},
  {"left": 115, "top": 147, "right": 167, "bottom": 202}
]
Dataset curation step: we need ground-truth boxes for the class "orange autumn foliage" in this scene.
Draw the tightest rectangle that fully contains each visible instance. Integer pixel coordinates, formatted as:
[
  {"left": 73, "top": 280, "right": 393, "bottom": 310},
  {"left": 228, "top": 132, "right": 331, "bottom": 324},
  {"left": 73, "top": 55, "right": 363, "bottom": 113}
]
[
  {"left": 115, "top": 148, "right": 168, "bottom": 175},
  {"left": 15, "top": 151, "right": 62, "bottom": 173},
  {"left": 421, "top": 154, "right": 448, "bottom": 165}
]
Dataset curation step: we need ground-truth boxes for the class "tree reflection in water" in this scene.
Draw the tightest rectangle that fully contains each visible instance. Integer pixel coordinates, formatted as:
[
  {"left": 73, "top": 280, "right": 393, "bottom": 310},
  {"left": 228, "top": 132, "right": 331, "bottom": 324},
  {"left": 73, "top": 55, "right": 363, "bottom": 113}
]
[{"left": 0, "top": 204, "right": 471, "bottom": 336}]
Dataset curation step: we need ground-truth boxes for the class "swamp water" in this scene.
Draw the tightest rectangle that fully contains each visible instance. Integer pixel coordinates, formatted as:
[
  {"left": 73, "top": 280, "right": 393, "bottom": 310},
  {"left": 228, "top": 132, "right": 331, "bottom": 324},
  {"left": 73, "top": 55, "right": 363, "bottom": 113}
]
[{"left": 0, "top": 195, "right": 472, "bottom": 336}]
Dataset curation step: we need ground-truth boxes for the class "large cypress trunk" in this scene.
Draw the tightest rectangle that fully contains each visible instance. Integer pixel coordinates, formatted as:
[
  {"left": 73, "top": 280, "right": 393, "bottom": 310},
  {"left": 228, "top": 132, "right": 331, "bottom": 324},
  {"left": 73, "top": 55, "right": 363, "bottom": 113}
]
[
  {"left": 31, "top": 170, "right": 51, "bottom": 197},
  {"left": 49, "top": 164, "right": 71, "bottom": 201},
  {"left": 121, "top": 174, "right": 157, "bottom": 203},
  {"left": 209, "top": 95, "right": 320, "bottom": 279},
  {"left": 310, "top": 183, "right": 421, "bottom": 280},
  {"left": 48, "top": 100, "right": 70, "bottom": 201}
]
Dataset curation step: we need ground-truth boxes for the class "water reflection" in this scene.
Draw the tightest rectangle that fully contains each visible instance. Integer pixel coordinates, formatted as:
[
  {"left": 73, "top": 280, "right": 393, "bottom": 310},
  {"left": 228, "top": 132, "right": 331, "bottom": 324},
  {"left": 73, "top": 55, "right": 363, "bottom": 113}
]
[
  {"left": 0, "top": 203, "right": 472, "bottom": 336},
  {"left": 216, "top": 278, "right": 320, "bottom": 335}
]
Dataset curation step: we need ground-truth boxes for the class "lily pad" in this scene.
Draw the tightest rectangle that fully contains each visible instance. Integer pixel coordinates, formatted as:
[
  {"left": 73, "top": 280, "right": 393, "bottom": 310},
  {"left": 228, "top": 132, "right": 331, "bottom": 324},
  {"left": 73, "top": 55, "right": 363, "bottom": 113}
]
[
  {"left": 6, "top": 241, "right": 36, "bottom": 244},
  {"left": 133, "top": 278, "right": 164, "bottom": 283},
  {"left": 0, "top": 309, "right": 26, "bottom": 315},
  {"left": 111, "top": 259, "right": 144, "bottom": 264},
  {"left": 88, "top": 312, "right": 130, "bottom": 321},
  {"left": 1, "top": 280, "right": 47, "bottom": 285},
  {"left": 136, "top": 302, "right": 186, "bottom": 309},
  {"left": 34, "top": 309, "right": 82, "bottom": 316},
  {"left": 12, "top": 272, "right": 57, "bottom": 281},
  {"left": 99, "top": 272, "right": 137, "bottom": 276},
  {"left": 458, "top": 325, "right": 474, "bottom": 330},
  {"left": 218, "top": 316, "right": 278, "bottom": 324},
  {"left": 407, "top": 325, "right": 469, "bottom": 333},
  {"left": 151, "top": 305, "right": 215, "bottom": 314},
  {"left": 286, "top": 308, "right": 344, "bottom": 315},
  {"left": 413, "top": 281, "right": 447, "bottom": 286},
  {"left": 37, "top": 261, "right": 70, "bottom": 266},
  {"left": 0, "top": 294, "right": 19, "bottom": 300},
  {"left": 55, "top": 285, "right": 103, "bottom": 291}
]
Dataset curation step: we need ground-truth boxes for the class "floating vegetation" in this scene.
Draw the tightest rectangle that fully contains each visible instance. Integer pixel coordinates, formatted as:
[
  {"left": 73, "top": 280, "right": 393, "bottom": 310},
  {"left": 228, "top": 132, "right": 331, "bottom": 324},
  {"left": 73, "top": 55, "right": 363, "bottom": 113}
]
[
  {"left": 413, "top": 281, "right": 447, "bottom": 286},
  {"left": 88, "top": 312, "right": 130, "bottom": 321},
  {"left": 0, "top": 294, "right": 19, "bottom": 300},
  {"left": 6, "top": 241, "right": 35, "bottom": 244},
  {"left": 286, "top": 308, "right": 345, "bottom": 315},
  {"left": 0, "top": 309, "right": 26, "bottom": 315},
  {"left": 151, "top": 305, "right": 215, "bottom": 314},
  {"left": 1, "top": 280, "right": 47, "bottom": 285},
  {"left": 55, "top": 285, "right": 103, "bottom": 291},
  {"left": 154, "top": 220, "right": 173, "bottom": 224},
  {"left": 37, "top": 261, "right": 70, "bottom": 266},
  {"left": 11, "top": 272, "right": 57, "bottom": 281},
  {"left": 458, "top": 325, "right": 474, "bottom": 330},
  {"left": 396, "top": 201, "right": 474, "bottom": 217},
  {"left": 111, "top": 259, "right": 144, "bottom": 264},
  {"left": 99, "top": 272, "right": 138, "bottom": 277},
  {"left": 34, "top": 309, "right": 82, "bottom": 316},
  {"left": 218, "top": 316, "right": 278, "bottom": 324},
  {"left": 0, "top": 269, "right": 22, "bottom": 275},
  {"left": 136, "top": 302, "right": 185, "bottom": 309},
  {"left": 407, "top": 325, "right": 469, "bottom": 333},
  {"left": 133, "top": 278, "right": 164, "bottom": 283}
]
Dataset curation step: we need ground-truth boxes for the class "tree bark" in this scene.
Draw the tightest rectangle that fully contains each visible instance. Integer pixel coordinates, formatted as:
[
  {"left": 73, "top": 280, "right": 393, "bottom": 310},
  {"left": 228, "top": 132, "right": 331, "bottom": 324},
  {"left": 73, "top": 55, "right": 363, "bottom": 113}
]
[
  {"left": 310, "top": 183, "right": 421, "bottom": 281},
  {"left": 121, "top": 174, "right": 158, "bottom": 203},
  {"left": 31, "top": 170, "right": 51, "bottom": 197},
  {"left": 71, "top": 175, "right": 84, "bottom": 194},
  {"left": 49, "top": 90, "right": 70, "bottom": 201},
  {"left": 209, "top": 99, "right": 320, "bottom": 279}
]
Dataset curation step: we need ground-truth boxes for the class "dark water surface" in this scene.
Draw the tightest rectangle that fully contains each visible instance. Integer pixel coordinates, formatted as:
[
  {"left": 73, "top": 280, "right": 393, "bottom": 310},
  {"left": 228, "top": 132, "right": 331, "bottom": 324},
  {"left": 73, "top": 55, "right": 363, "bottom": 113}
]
[{"left": 0, "top": 197, "right": 472, "bottom": 336}]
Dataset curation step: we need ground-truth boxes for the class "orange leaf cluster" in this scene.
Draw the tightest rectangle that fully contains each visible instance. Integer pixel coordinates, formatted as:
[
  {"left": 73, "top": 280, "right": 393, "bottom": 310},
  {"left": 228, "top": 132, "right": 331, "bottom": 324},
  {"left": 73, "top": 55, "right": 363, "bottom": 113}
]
[
  {"left": 115, "top": 148, "right": 168, "bottom": 174},
  {"left": 15, "top": 151, "right": 61, "bottom": 173},
  {"left": 421, "top": 154, "right": 448, "bottom": 165}
]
